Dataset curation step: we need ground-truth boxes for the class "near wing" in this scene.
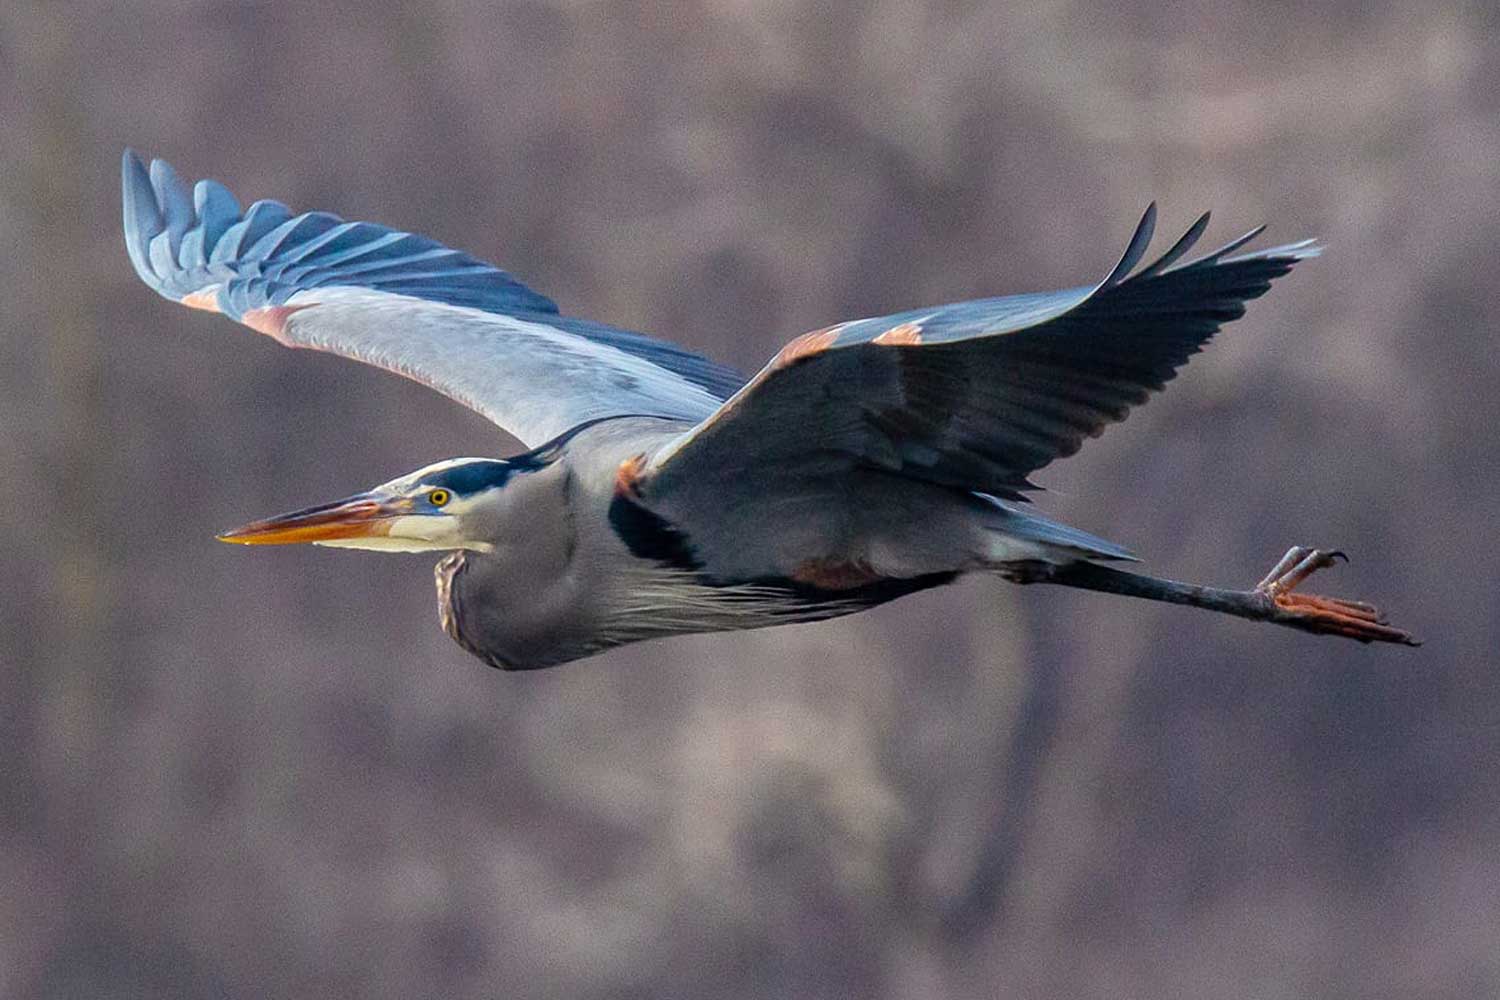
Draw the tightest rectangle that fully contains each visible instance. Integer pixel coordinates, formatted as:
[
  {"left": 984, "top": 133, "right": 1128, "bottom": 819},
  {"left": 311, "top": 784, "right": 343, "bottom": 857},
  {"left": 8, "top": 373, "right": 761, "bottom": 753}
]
[
  {"left": 122, "top": 151, "right": 745, "bottom": 447},
  {"left": 643, "top": 206, "right": 1319, "bottom": 501}
]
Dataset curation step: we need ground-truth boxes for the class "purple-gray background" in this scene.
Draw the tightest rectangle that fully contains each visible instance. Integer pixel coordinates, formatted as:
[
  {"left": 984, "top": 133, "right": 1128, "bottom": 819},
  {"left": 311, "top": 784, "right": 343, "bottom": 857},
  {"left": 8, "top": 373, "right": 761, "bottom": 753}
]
[{"left": 2, "top": 2, "right": 1496, "bottom": 997}]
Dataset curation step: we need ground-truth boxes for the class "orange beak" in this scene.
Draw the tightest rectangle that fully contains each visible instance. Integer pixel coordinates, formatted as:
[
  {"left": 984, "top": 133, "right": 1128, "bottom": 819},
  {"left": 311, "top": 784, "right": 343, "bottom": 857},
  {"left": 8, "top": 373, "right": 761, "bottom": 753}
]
[{"left": 217, "top": 492, "right": 410, "bottom": 546}]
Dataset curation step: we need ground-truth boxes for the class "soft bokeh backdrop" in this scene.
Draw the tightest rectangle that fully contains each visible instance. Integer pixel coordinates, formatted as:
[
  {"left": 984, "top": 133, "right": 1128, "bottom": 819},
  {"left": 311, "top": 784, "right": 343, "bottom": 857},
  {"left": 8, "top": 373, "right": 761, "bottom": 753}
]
[{"left": 3, "top": 2, "right": 1497, "bottom": 997}]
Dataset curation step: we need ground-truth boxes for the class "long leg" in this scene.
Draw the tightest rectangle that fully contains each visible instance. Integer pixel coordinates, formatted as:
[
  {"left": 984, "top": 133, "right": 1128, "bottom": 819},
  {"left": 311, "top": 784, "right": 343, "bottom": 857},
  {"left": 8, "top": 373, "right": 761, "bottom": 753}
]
[{"left": 1003, "top": 546, "right": 1418, "bottom": 645}]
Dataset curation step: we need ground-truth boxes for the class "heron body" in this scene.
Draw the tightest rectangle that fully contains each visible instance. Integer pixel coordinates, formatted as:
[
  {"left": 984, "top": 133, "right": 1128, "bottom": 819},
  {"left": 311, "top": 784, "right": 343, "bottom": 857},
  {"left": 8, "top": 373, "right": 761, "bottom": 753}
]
[
  {"left": 122, "top": 151, "right": 1415, "bottom": 668},
  {"left": 297, "top": 415, "right": 1115, "bottom": 669}
]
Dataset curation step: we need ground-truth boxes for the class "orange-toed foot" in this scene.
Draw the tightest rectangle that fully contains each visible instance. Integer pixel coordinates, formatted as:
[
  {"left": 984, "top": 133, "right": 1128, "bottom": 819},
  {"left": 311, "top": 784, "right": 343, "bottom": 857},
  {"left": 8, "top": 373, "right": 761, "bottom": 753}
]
[{"left": 1255, "top": 546, "right": 1419, "bottom": 645}]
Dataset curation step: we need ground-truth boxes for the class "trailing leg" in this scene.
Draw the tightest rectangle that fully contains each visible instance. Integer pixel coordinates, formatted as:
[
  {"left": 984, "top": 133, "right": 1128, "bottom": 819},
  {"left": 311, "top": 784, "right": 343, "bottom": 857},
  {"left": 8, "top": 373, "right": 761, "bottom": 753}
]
[{"left": 1003, "top": 546, "right": 1418, "bottom": 645}]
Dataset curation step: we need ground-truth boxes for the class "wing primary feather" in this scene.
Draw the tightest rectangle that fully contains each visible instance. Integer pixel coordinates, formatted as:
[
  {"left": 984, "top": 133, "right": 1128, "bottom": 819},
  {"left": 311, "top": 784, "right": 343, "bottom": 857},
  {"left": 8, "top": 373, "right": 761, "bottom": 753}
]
[
  {"left": 148, "top": 158, "right": 194, "bottom": 261},
  {"left": 279, "top": 229, "right": 413, "bottom": 275},
  {"left": 295, "top": 247, "right": 458, "bottom": 283},
  {"left": 1172, "top": 224, "right": 1267, "bottom": 271},
  {"left": 189, "top": 180, "right": 241, "bottom": 267},
  {"left": 243, "top": 212, "right": 344, "bottom": 265},
  {"left": 209, "top": 200, "right": 294, "bottom": 265},
  {"left": 1224, "top": 238, "right": 1322, "bottom": 263},
  {"left": 121, "top": 150, "right": 165, "bottom": 284},
  {"left": 267, "top": 220, "right": 373, "bottom": 267},
  {"left": 1100, "top": 202, "right": 1157, "bottom": 287},
  {"left": 1136, "top": 211, "right": 1210, "bottom": 279}
]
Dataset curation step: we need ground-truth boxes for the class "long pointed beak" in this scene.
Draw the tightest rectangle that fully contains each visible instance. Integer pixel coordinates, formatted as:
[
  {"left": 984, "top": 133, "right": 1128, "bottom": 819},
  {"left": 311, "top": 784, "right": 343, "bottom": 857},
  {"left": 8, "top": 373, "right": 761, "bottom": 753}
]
[{"left": 217, "top": 492, "right": 411, "bottom": 546}]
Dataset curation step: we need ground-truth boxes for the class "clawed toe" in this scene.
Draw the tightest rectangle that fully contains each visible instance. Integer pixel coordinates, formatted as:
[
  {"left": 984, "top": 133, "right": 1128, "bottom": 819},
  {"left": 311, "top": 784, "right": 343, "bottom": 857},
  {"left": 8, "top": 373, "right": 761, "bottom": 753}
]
[
  {"left": 1254, "top": 546, "right": 1419, "bottom": 646},
  {"left": 1270, "top": 592, "right": 1414, "bottom": 643},
  {"left": 1284, "top": 593, "right": 1386, "bottom": 623}
]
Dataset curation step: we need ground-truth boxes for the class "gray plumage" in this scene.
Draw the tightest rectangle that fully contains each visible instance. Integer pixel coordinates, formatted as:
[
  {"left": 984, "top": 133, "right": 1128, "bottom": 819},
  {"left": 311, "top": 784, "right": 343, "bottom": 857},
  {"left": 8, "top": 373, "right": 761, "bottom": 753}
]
[{"left": 123, "top": 151, "right": 1417, "bottom": 667}]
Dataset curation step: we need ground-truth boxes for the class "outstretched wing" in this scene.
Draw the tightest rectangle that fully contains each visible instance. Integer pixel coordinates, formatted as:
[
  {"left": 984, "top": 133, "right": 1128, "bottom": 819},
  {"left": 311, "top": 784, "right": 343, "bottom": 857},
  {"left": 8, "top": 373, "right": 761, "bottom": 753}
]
[
  {"left": 122, "top": 151, "right": 745, "bottom": 447},
  {"left": 641, "top": 206, "right": 1318, "bottom": 501}
]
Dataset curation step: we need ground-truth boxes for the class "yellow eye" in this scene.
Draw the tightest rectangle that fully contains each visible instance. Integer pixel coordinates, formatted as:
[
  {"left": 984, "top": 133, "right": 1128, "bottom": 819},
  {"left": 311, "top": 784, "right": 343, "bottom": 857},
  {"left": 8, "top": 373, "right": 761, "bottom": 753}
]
[{"left": 428, "top": 489, "right": 450, "bottom": 507}]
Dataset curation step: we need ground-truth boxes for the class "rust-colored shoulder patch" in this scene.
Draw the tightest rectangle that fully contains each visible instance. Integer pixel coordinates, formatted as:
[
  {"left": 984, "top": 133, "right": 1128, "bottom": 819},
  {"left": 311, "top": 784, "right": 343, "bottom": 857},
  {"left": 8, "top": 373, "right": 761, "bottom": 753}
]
[
  {"left": 872, "top": 321, "right": 923, "bottom": 346},
  {"left": 773, "top": 324, "right": 845, "bottom": 369},
  {"left": 180, "top": 287, "right": 222, "bottom": 313},
  {"left": 242, "top": 304, "right": 314, "bottom": 346},
  {"left": 614, "top": 453, "right": 648, "bottom": 499},
  {"left": 791, "top": 557, "right": 883, "bottom": 590}
]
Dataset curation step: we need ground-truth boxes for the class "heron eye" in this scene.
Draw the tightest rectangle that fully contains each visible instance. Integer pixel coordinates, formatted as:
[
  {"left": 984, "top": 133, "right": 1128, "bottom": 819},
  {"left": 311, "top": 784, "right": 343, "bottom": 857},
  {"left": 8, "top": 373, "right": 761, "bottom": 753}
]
[{"left": 428, "top": 489, "right": 450, "bottom": 507}]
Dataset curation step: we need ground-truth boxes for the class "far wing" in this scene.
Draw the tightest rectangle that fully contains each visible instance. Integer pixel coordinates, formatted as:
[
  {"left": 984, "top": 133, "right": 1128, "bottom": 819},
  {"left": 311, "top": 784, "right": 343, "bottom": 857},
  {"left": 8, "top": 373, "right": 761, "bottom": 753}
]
[
  {"left": 641, "top": 206, "right": 1318, "bottom": 501},
  {"left": 122, "top": 151, "right": 744, "bottom": 447}
]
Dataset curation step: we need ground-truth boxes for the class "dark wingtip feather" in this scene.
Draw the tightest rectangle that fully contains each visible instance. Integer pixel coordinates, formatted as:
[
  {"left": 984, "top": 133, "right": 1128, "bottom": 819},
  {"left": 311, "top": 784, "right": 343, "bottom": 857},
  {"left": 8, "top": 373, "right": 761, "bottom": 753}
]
[
  {"left": 1174, "top": 223, "right": 1268, "bottom": 271},
  {"left": 1101, "top": 203, "right": 1157, "bottom": 287},
  {"left": 1137, "top": 211, "right": 1211, "bottom": 279},
  {"left": 1224, "top": 237, "right": 1323, "bottom": 264}
]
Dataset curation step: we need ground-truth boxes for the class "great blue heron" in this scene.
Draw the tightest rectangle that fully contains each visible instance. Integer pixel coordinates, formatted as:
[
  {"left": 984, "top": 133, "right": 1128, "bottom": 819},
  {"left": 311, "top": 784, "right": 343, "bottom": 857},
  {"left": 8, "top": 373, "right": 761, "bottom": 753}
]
[{"left": 122, "top": 151, "right": 1415, "bottom": 669}]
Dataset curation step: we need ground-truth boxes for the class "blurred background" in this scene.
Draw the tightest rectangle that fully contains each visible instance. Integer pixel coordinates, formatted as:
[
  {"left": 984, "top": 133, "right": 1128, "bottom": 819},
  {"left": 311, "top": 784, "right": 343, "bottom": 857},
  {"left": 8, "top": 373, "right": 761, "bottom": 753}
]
[{"left": 2, "top": 2, "right": 1497, "bottom": 997}]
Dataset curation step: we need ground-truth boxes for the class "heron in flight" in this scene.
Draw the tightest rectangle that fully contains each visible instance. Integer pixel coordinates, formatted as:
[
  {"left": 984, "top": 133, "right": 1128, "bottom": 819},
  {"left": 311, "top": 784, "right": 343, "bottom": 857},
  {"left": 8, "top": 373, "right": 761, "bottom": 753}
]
[{"left": 122, "top": 151, "right": 1415, "bottom": 669}]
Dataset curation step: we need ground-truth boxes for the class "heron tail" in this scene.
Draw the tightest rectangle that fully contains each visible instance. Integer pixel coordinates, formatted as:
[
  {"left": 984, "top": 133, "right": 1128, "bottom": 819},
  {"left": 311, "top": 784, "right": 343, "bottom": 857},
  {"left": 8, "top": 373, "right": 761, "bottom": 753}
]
[{"left": 979, "top": 495, "right": 1139, "bottom": 562}]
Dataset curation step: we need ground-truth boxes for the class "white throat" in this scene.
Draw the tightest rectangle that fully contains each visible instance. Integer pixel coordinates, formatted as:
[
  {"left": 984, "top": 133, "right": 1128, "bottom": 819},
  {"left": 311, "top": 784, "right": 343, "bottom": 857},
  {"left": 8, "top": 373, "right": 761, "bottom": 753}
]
[{"left": 312, "top": 514, "right": 495, "bottom": 554}]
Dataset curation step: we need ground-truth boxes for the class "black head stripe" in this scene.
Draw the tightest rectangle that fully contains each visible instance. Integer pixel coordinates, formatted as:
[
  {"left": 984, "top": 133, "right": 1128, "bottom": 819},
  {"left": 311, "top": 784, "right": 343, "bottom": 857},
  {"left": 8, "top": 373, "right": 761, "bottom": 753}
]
[
  {"left": 422, "top": 426, "right": 593, "bottom": 497},
  {"left": 425, "top": 460, "right": 515, "bottom": 496}
]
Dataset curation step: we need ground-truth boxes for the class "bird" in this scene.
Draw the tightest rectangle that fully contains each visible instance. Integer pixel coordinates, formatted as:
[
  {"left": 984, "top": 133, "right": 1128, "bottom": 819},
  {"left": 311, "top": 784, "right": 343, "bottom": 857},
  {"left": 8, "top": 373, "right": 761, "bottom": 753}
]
[{"left": 121, "top": 150, "right": 1416, "bottom": 669}]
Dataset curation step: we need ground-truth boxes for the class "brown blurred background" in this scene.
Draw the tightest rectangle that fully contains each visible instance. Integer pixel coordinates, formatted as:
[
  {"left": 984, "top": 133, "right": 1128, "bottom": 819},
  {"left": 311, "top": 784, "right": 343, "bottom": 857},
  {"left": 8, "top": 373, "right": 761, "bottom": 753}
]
[{"left": 2, "top": 2, "right": 1497, "bottom": 997}]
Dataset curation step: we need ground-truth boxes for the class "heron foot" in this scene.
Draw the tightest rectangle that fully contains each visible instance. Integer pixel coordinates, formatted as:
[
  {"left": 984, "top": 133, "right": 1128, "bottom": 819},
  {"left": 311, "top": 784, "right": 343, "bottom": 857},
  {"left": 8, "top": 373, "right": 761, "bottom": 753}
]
[{"left": 1254, "top": 546, "right": 1419, "bottom": 645}]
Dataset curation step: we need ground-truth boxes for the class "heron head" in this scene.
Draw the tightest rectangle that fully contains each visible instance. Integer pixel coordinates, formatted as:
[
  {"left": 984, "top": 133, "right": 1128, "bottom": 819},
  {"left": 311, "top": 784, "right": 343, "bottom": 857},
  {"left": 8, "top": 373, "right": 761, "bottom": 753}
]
[{"left": 216, "top": 457, "right": 522, "bottom": 553}]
